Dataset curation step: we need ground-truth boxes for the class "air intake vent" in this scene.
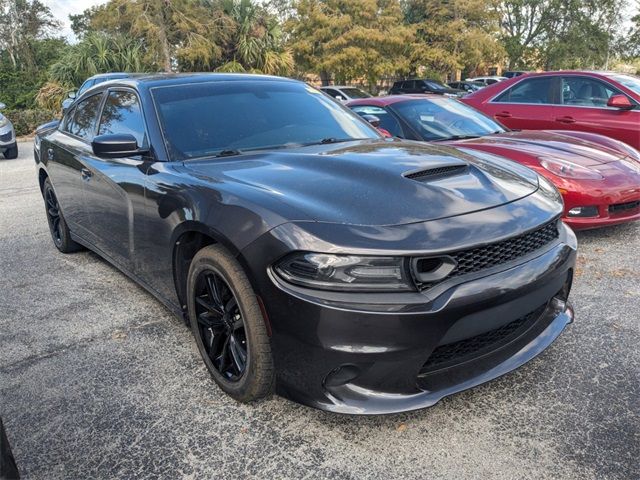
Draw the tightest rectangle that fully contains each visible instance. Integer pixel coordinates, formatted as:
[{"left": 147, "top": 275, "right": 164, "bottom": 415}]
[{"left": 404, "top": 165, "right": 467, "bottom": 181}]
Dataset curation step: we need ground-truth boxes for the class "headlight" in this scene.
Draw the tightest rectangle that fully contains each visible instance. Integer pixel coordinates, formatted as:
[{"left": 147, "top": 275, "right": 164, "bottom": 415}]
[
  {"left": 539, "top": 156, "right": 603, "bottom": 180},
  {"left": 274, "top": 253, "right": 415, "bottom": 292},
  {"left": 537, "top": 174, "right": 563, "bottom": 206},
  {"left": 0, "top": 115, "right": 8, "bottom": 128}
]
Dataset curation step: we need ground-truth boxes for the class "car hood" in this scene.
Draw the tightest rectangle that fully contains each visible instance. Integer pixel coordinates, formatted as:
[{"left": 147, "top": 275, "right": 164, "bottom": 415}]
[
  {"left": 454, "top": 130, "right": 626, "bottom": 166},
  {"left": 183, "top": 139, "right": 539, "bottom": 226}
]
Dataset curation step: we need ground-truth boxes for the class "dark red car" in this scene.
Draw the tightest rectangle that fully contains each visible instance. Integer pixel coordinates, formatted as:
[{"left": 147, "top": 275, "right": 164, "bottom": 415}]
[
  {"left": 460, "top": 71, "right": 640, "bottom": 150},
  {"left": 347, "top": 95, "right": 640, "bottom": 230}
]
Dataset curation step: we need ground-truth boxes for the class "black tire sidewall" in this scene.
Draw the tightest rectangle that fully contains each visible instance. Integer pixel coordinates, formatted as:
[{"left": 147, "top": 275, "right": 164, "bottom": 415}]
[{"left": 187, "top": 245, "right": 273, "bottom": 400}]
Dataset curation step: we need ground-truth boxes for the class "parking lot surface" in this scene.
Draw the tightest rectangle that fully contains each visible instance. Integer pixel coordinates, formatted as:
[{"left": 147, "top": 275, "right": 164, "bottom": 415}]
[{"left": 1, "top": 141, "right": 638, "bottom": 479}]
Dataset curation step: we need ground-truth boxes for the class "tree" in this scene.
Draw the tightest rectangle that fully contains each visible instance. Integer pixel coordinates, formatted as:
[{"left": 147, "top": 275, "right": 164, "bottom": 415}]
[
  {"left": 403, "top": 0, "right": 505, "bottom": 78},
  {"left": 0, "top": 0, "right": 59, "bottom": 70},
  {"left": 48, "top": 33, "right": 148, "bottom": 87},
  {"left": 218, "top": 0, "right": 293, "bottom": 75},
  {"left": 287, "top": 0, "right": 413, "bottom": 87}
]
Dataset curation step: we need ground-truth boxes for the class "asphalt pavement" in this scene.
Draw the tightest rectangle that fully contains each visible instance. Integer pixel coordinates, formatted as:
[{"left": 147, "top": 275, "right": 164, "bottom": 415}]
[{"left": 0, "top": 141, "right": 638, "bottom": 479}]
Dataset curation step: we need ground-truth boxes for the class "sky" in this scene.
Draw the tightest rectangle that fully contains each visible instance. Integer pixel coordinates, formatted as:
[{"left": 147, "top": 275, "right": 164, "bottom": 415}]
[{"left": 44, "top": 0, "right": 106, "bottom": 40}]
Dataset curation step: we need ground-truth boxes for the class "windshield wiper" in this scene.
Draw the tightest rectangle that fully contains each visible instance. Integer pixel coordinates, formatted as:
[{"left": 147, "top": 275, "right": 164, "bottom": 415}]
[
  {"left": 433, "top": 134, "right": 482, "bottom": 142},
  {"left": 214, "top": 149, "right": 243, "bottom": 157},
  {"left": 302, "top": 137, "right": 368, "bottom": 147}
]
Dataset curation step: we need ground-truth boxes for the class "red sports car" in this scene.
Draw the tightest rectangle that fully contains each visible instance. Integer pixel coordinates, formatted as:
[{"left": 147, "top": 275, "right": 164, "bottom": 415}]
[
  {"left": 460, "top": 71, "right": 640, "bottom": 150},
  {"left": 347, "top": 95, "right": 640, "bottom": 230}
]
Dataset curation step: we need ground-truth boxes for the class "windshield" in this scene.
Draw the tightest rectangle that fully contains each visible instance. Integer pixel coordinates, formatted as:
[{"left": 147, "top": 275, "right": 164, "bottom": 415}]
[
  {"left": 341, "top": 88, "right": 371, "bottom": 99},
  {"left": 152, "top": 80, "right": 380, "bottom": 160},
  {"left": 607, "top": 74, "right": 640, "bottom": 95},
  {"left": 392, "top": 97, "right": 506, "bottom": 141},
  {"left": 425, "top": 81, "right": 447, "bottom": 91}
]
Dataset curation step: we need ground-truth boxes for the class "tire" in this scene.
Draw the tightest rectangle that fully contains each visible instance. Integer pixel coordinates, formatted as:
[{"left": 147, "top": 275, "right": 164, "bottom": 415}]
[
  {"left": 3, "top": 145, "right": 17, "bottom": 159},
  {"left": 43, "top": 178, "right": 83, "bottom": 253},
  {"left": 187, "top": 244, "right": 274, "bottom": 402}
]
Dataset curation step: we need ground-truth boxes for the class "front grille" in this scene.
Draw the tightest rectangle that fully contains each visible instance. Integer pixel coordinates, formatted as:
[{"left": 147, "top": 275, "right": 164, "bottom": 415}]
[
  {"left": 0, "top": 131, "right": 12, "bottom": 142},
  {"left": 609, "top": 200, "right": 640, "bottom": 215},
  {"left": 404, "top": 165, "right": 466, "bottom": 180},
  {"left": 417, "top": 220, "right": 559, "bottom": 290},
  {"left": 420, "top": 304, "right": 548, "bottom": 374}
]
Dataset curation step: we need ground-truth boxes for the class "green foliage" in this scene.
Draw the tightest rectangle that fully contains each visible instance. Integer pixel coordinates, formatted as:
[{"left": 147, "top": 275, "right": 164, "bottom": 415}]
[
  {"left": 47, "top": 33, "right": 148, "bottom": 87},
  {"left": 287, "top": 0, "right": 413, "bottom": 86},
  {"left": 3, "top": 108, "right": 58, "bottom": 136}
]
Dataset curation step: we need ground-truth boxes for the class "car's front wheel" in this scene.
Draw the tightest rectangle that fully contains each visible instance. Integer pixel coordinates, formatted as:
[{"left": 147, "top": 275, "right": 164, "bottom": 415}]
[
  {"left": 43, "top": 178, "right": 83, "bottom": 253},
  {"left": 187, "top": 244, "right": 274, "bottom": 402}
]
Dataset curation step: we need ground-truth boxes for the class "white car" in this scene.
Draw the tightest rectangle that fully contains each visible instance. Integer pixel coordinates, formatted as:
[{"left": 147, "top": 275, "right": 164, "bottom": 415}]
[
  {"left": 465, "top": 76, "right": 508, "bottom": 86},
  {"left": 320, "top": 85, "right": 372, "bottom": 102},
  {"left": 0, "top": 103, "right": 17, "bottom": 160}
]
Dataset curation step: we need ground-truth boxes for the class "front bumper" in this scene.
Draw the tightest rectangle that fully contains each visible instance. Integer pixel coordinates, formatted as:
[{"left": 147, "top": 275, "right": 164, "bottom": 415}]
[{"left": 243, "top": 219, "right": 577, "bottom": 414}]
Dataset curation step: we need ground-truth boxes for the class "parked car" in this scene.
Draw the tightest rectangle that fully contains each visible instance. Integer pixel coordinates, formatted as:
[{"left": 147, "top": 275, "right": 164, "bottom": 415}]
[
  {"left": 35, "top": 73, "right": 576, "bottom": 414},
  {"left": 447, "top": 81, "right": 484, "bottom": 93},
  {"left": 62, "top": 72, "right": 138, "bottom": 112},
  {"left": 466, "top": 76, "right": 507, "bottom": 86},
  {"left": 347, "top": 94, "right": 640, "bottom": 230},
  {"left": 461, "top": 71, "right": 640, "bottom": 149},
  {"left": 0, "top": 103, "right": 17, "bottom": 159},
  {"left": 320, "top": 85, "right": 372, "bottom": 102},
  {"left": 504, "top": 71, "right": 528, "bottom": 78},
  {"left": 389, "top": 79, "right": 464, "bottom": 96}
]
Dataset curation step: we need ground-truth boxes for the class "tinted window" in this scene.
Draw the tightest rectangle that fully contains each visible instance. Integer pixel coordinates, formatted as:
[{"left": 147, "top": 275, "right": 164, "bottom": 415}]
[
  {"left": 323, "top": 88, "right": 340, "bottom": 98},
  {"left": 393, "top": 97, "right": 505, "bottom": 141},
  {"left": 65, "top": 93, "right": 103, "bottom": 140},
  {"left": 340, "top": 88, "right": 371, "bottom": 99},
  {"left": 152, "top": 81, "right": 379, "bottom": 160},
  {"left": 350, "top": 105, "right": 404, "bottom": 137},
  {"left": 494, "top": 77, "right": 555, "bottom": 104},
  {"left": 98, "top": 91, "right": 147, "bottom": 146},
  {"left": 77, "top": 79, "right": 95, "bottom": 95},
  {"left": 561, "top": 77, "right": 618, "bottom": 107}
]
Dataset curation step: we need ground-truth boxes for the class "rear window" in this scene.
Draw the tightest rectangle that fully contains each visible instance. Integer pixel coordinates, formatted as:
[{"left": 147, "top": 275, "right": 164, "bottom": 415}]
[{"left": 152, "top": 81, "right": 379, "bottom": 160}]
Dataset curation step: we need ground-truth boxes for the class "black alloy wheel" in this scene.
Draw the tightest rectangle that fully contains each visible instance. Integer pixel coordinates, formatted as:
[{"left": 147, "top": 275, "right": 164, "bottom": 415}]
[
  {"left": 193, "top": 269, "right": 248, "bottom": 381},
  {"left": 45, "top": 185, "right": 63, "bottom": 248}
]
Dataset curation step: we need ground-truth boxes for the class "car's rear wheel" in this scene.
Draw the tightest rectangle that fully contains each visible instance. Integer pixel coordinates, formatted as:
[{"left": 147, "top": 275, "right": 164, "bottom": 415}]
[
  {"left": 187, "top": 244, "right": 274, "bottom": 402},
  {"left": 3, "top": 145, "right": 17, "bottom": 159},
  {"left": 43, "top": 178, "right": 82, "bottom": 253}
]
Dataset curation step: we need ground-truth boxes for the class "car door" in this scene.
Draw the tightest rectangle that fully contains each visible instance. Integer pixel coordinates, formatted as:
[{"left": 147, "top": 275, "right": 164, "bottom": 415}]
[
  {"left": 81, "top": 89, "right": 150, "bottom": 271},
  {"left": 44, "top": 94, "right": 104, "bottom": 240},
  {"left": 484, "top": 76, "right": 560, "bottom": 130},
  {"left": 553, "top": 75, "right": 640, "bottom": 145}
]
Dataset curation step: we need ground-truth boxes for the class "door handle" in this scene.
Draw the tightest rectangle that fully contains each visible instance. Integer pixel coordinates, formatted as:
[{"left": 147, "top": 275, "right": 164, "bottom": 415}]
[
  {"left": 81, "top": 168, "right": 93, "bottom": 180},
  {"left": 556, "top": 116, "right": 576, "bottom": 124},
  {"left": 47, "top": 148, "right": 54, "bottom": 161},
  {"left": 495, "top": 111, "right": 512, "bottom": 118}
]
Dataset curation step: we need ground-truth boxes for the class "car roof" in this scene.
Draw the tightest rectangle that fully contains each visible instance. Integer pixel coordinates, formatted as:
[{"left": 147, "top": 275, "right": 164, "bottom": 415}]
[
  {"left": 346, "top": 94, "right": 444, "bottom": 107},
  {"left": 94, "top": 73, "right": 300, "bottom": 91}
]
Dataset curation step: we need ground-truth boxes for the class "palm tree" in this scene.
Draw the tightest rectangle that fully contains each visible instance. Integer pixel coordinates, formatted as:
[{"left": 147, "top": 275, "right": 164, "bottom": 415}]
[{"left": 217, "top": 0, "right": 293, "bottom": 76}]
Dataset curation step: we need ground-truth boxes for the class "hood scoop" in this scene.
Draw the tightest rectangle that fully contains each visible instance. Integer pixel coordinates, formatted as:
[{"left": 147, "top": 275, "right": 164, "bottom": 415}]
[{"left": 404, "top": 164, "right": 468, "bottom": 181}]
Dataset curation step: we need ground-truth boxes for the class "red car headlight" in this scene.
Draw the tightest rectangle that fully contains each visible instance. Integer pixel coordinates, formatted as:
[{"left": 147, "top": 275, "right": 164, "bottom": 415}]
[{"left": 539, "top": 157, "right": 604, "bottom": 180}]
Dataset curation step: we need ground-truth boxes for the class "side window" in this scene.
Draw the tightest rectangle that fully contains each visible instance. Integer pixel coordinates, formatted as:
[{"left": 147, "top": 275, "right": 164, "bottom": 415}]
[
  {"left": 77, "top": 79, "right": 94, "bottom": 96},
  {"left": 350, "top": 105, "right": 404, "bottom": 138},
  {"left": 494, "top": 77, "right": 555, "bottom": 104},
  {"left": 60, "top": 106, "right": 76, "bottom": 133},
  {"left": 404, "top": 81, "right": 415, "bottom": 90},
  {"left": 323, "top": 89, "right": 340, "bottom": 98},
  {"left": 562, "top": 77, "right": 618, "bottom": 107},
  {"left": 98, "top": 90, "right": 147, "bottom": 147},
  {"left": 64, "top": 94, "right": 103, "bottom": 140}
]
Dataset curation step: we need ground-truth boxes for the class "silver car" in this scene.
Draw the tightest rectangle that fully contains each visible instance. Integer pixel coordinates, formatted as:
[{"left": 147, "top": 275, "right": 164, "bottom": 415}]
[{"left": 0, "top": 103, "right": 17, "bottom": 159}]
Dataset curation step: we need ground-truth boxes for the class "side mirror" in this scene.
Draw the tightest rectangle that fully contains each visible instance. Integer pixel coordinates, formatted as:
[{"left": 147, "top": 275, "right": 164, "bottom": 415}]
[
  {"left": 607, "top": 94, "right": 634, "bottom": 110},
  {"left": 92, "top": 134, "right": 149, "bottom": 158},
  {"left": 68, "top": 91, "right": 77, "bottom": 99},
  {"left": 0, "top": 102, "right": 5, "bottom": 110},
  {"left": 361, "top": 114, "right": 381, "bottom": 128}
]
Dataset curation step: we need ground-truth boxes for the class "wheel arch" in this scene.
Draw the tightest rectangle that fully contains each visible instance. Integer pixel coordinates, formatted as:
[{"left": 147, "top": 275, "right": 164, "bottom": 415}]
[
  {"left": 38, "top": 168, "right": 49, "bottom": 195},
  {"left": 171, "top": 221, "right": 245, "bottom": 317}
]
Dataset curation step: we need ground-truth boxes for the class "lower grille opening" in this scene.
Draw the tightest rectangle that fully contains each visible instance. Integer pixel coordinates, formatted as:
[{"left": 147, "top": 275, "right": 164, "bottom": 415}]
[
  {"left": 419, "top": 303, "right": 548, "bottom": 375},
  {"left": 609, "top": 200, "right": 640, "bottom": 215}
]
